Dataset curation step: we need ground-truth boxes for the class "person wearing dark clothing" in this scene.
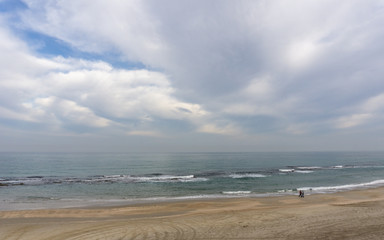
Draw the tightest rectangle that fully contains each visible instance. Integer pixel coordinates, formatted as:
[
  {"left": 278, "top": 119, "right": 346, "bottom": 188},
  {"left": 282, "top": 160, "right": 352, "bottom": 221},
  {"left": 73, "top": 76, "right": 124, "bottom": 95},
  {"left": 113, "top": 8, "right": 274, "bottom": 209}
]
[{"left": 298, "top": 190, "right": 304, "bottom": 198}]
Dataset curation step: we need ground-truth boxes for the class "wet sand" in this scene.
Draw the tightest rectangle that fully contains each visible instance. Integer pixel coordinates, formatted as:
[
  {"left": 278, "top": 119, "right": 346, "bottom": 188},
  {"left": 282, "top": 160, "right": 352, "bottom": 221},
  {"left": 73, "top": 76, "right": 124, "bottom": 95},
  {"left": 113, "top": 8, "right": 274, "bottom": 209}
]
[{"left": 2, "top": 188, "right": 384, "bottom": 239}]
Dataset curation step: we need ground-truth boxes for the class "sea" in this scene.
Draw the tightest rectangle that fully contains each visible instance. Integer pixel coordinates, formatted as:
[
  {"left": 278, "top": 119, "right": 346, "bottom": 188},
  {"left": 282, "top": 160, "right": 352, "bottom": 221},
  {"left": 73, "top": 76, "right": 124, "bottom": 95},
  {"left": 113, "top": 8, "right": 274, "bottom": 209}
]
[{"left": 1, "top": 151, "right": 384, "bottom": 210}]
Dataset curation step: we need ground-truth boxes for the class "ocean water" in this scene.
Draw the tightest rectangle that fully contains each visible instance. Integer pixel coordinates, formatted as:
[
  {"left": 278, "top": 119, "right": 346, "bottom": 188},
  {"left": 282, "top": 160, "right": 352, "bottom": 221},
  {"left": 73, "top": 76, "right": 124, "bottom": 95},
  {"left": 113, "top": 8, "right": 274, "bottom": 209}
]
[{"left": 1, "top": 152, "right": 384, "bottom": 210}]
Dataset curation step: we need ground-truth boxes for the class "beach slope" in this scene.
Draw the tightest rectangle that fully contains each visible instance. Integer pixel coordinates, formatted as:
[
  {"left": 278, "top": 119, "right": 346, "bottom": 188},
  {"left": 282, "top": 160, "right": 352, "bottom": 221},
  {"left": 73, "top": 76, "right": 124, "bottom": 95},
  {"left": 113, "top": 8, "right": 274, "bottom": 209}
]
[{"left": 1, "top": 188, "right": 384, "bottom": 239}]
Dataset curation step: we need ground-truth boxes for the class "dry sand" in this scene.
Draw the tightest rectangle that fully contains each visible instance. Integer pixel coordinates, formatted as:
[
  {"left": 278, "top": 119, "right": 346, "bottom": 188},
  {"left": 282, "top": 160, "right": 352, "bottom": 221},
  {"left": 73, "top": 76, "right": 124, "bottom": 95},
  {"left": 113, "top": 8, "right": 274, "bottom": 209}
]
[{"left": 2, "top": 188, "right": 384, "bottom": 239}]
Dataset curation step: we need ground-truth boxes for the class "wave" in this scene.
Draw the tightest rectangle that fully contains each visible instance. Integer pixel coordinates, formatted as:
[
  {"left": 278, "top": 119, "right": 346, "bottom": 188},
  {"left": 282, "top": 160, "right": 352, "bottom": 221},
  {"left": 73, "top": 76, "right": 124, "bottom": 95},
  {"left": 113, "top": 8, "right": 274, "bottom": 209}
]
[
  {"left": 195, "top": 171, "right": 226, "bottom": 177},
  {"left": 3, "top": 163, "right": 384, "bottom": 188},
  {"left": 0, "top": 177, "right": 48, "bottom": 186},
  {"left": 26, "top": 196, "right": 60, "bottom": 201},
  {"left": 129, "top": 175, "right": 208, "bottom": 183},
  {"left": 222, "top": 191, "right": 252, "bottom": 195},
  {"left": 327, "top": 165, "right": 384, "bottom": 170},
  {"left": 229, "top": 173, "right": 267, "bottom": 178},
  {"left": 298, "top": 179, "right": 384, "bottom": 193},
  {"left": 295, "top": 170, "right": 314, "bottom": 174},
  {"left": 332, "top": 165, "right": 344, "bottom": 169},
  {"left": 0, "top": 174, "right": 209, "bottom": 186},
  {"left": 86, "top": 174, "right": 209, "bottom": 183},
  {"left": 296, "top": 166, "right": 322, "bottom": 170},
  {"left": 287, "top": 165, "right": 339, "bottom": 171},
  {"left": 281, "top": 164, "right": 384, "bottom": 173}
]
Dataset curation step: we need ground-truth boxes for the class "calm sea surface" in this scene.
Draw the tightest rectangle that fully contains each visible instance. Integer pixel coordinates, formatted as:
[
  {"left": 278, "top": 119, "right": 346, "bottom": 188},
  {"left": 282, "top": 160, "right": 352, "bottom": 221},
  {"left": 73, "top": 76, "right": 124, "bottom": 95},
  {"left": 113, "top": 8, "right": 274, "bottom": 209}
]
[{"left": 1, "top": 152, "right": 384, "bottom": 210}]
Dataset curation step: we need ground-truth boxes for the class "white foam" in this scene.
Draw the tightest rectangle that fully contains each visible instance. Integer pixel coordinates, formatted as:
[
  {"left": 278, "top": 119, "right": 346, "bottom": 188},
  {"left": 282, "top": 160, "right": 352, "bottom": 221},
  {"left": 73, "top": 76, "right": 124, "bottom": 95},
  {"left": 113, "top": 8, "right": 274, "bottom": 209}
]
[
  {"left": 130, "top": 175, "right": 208, "bottom": 183},
  {"left": 3, "top": 178, "right": 44, "bottom": 185},
  {"left": 332, "top": 165, "right": 344, "bottom": 169},
  {"left": 298, "top": 179, "right": 384, "bottom": 192},
  {"left": 277, "top": 189, "right": 294, "bottom": 193},
  {"left": 104, "top": 175, "right": 124, "bottom": 178},
  {"left": 2, "top": 174, "right": 209, "bottom": 185},
  {"left": 330, "top": 165, "right": 384, "bottom": 169},
  {"left": 297, "top": 166, "right": 322, "bottom": 170},
  {"left": 279, "top": 169, "right": 295, "bottom": 173},
  {"left": 295, "top": 170, "right": 314, "bottom": 174},
  {"left": 222, "top": 191, "right": 251, "bottom": 195},
  {"left": 229, "top": 173, "right": 267, "bottom": 178}
]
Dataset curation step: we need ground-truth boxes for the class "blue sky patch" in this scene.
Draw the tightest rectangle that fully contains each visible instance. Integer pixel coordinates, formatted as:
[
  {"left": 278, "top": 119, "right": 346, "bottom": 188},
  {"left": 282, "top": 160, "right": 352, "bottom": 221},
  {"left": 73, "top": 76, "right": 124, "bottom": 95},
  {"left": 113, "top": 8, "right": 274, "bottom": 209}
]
[
  {"left": 0, "top": 0, "right": 27, "bottom": 12},
  {"left": 21, "top": 30, "right": 146, "bottom": 70}
]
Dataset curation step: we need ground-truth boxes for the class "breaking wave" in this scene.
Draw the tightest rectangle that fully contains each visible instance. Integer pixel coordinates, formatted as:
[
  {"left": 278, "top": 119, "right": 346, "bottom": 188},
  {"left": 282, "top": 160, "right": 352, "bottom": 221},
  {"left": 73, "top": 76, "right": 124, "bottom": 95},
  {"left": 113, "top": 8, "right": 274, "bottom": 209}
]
[
  {"left": 0, "top": 174, "right": 208, "bottom": 186},
  {"left": 229, "top": 173, "right": 267, "bottom": 178},
  {"left": 298, "top": 179, "right": 384, "bottom": 193},
  {"left": 222, "top": 191, "right": 252, "bottom": 195}
]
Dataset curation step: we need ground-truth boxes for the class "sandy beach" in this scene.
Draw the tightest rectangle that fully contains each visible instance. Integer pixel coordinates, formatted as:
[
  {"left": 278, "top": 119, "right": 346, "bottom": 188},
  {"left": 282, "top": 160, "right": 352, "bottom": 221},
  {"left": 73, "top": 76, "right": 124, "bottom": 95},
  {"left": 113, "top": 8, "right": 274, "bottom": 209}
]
[{"left": 1, "top": 188, "right": 384, "bottom": 240}]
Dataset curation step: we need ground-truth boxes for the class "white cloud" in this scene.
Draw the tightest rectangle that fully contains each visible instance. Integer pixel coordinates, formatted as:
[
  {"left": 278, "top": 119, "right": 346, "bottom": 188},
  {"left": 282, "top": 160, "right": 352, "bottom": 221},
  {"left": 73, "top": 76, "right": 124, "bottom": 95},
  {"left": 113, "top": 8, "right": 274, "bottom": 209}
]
[
  {"left": 0, "top": 105, "right": 36, "bottom": 122},
  {"left": 286, "top": 39, "right": 321, "bottom": 69},
  {"left": 332, "top": 93, "right": 384, "bottom": 129},
  {"left": 334, "top": 114, "right": 373, "bottom": 129},
  {"left": 243, "top": 76, "right": 274, "bottom": 100},
  {"left": 198, "top": 123, "right": 240, "bottom": 136},
  {"left": 127, "top": 130, "right": 162, "bottom": 137},
  {"left": 18, "top": 64, "right": 212, "bottom": 132},
  {"left": 360, "top": 93, "right": 384, "bottom": 113},
  {"left": 31, "top": 96, "right": 111, "bottom": 127},
  {"left": 21, "top": 0, "right": 164, "bottom": 63},
  {"left": 41, "top": 68, "right": 208, "bottom": 123},
  {"left": 0, "top": 16, "right": 213, "bottom": 135},
  {"left": 285, "top": 124, "right": 309, "bottom": 135}
]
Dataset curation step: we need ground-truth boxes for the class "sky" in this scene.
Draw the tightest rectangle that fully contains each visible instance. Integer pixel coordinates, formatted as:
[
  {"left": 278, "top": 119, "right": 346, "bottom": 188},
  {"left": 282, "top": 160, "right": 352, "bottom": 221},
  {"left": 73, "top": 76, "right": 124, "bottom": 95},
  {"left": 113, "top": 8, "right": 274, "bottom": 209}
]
[{"left": 0, "top": 0, "right": 384, "bottom": 152}]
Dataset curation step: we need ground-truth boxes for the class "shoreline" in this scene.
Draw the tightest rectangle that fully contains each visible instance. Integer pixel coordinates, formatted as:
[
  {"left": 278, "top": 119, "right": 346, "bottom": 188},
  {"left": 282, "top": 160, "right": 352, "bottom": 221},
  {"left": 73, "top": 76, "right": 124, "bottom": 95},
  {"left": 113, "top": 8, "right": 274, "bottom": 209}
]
[
  {"left": 2, "top": 187, "right": 384, "bottom": 239},
  {"left": 2, "top": 183, "right": 384, "bottom": 211}
]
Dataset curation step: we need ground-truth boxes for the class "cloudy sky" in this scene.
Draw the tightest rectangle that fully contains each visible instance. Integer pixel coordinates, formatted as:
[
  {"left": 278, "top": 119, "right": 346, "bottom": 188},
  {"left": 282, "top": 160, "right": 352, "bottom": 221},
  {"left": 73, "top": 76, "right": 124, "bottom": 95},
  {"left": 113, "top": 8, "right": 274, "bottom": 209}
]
[{"left": 1, "top": 0, "right": 384, "bottom": 152}]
